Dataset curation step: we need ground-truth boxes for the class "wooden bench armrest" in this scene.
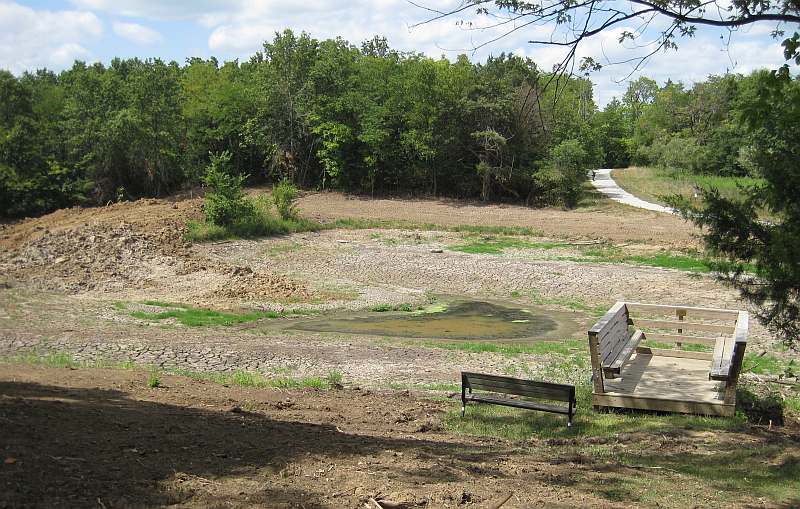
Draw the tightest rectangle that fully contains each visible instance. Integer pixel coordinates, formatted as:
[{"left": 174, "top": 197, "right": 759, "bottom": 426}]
[{"left": 710, "top": 311, "right": 748, "bottom": 381}]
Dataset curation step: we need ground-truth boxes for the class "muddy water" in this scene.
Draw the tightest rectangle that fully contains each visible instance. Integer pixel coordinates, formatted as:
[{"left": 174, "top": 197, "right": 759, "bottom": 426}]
[{"left": 289, "top": 300, "right": 582, "bottom": 341}]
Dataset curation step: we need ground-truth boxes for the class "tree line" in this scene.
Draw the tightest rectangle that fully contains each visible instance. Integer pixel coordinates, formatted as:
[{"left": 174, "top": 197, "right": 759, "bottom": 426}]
[
  {"left": 598, "top": 72, "right": 787, "bottom": 177},
  {"left": 1, "top": 30, "right": 609, "bottom": 218}
]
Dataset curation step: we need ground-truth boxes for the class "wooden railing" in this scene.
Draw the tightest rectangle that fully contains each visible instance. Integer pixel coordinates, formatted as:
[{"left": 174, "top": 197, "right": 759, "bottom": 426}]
[{"left": 589, "top": 302, "right": 748, "bottom": 404}]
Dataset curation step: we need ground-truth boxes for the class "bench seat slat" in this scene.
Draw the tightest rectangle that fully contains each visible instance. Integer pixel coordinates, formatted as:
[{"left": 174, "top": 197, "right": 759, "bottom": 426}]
[
  {"left": 464, "top": 394, "right": 571, "bottom": 415},
  {"left": 711, "top": 336, "right": 734, "bottom": 380},
  {"left": 604, "top": 329, "right": 644, "bottom": 375}
]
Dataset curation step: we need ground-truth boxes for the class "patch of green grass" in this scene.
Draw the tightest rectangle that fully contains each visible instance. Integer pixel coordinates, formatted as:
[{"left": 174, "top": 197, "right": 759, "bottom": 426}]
[
  {"left": 328, "top": 218, "right": 542, "bottom": 236},
  {"left": 147, "top": 372, "right": 161, "bottom": 388},
  {"left": 369, "top": 302, "right": 431, "bottom": 313},
  {"left": 743, "top": 354, "right": 795, "bottom": 376},
  {"left": 128, "top": 301, "right": 309, "bottom": 327},
  {"left": 558, "top": 246, "right": 716, "bottom": 274},
  {"left": 326, "top": 369, "right": 343, "bottom": 386},
  {"left": 388, "top": 381, "right": 461, "bottom": 392},
  {"left": 1, "top": 350, "right": 79, "bottom": 368},
  {"left": 168, "top": 368, "right": 333, "bottom": 390},
  {"left": 613, "top": 166, "right": 772, "bottom": 219},
  {"left": 0, "top": 350, "right": 138, "bottom": 371},
  {"left": 451, "top": 234, "right": 719, "bottom": 274},
  {"left": 512, "top": 290, "right": 608, "bottom": 316},
  {"left": 446, "top": 384, "right": 746, "bottom": 441},
  {"left": 626, "top": 253, "right": 711, "bottom": 272},
  {"left": 614, "top": 443, "right": 800, "bottom": 505},
  {"left": 369, "top": 304, "right": 393, "bottom": 312},
  {"left": 450, "top": 238, "right": 566, "bottom": 255}
]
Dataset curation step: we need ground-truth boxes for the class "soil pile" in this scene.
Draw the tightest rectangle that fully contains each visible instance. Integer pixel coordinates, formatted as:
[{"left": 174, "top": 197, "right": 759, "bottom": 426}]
[{"left": 0, "top": 198, "right": 311, "bottom": 302}]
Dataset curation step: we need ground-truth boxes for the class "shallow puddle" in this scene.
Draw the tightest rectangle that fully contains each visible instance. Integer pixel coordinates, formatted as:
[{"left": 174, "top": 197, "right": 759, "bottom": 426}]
[{"left": 289, "top": 300, "right": 580, "bottom": 341}]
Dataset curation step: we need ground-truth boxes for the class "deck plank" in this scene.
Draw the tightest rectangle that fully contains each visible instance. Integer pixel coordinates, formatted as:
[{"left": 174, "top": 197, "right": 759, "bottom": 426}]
[{"left": 602, "top": 352, "right": 725, "bottom": 403}]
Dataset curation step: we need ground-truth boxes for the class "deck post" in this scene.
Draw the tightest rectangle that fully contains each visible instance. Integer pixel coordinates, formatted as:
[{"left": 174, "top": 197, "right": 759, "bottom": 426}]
[
  {"left": 588, "top": 330, "right": 605, "bottom": 395},
  {"left": 676, "top": 309, "right": 686, "bottom": 348}
]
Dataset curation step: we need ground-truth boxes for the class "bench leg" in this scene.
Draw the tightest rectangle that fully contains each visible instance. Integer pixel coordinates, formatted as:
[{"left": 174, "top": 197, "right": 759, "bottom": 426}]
[{"left": 461, "top": 402, "right": 466, "bottom": 417}]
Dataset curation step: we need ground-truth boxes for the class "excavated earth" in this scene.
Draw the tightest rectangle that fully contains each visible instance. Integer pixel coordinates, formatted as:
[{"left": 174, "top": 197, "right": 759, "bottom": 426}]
[{"left": 1, "top": 191, "right": 798, "bottom": 508}]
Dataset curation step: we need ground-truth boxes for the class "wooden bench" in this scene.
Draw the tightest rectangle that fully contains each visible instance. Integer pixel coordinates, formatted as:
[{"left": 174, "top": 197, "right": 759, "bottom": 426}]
[
  {"left": 588, "top": 302, "right": 748, "bottom": 416},
  {"left": 589, "top": 301, "right": 643, "bottom": 379},
  {"left": 460, "top": 372, "right": 577, "bottom": 427}
]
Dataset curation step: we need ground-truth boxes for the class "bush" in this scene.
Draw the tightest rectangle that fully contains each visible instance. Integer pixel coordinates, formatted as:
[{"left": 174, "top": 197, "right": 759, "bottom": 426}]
[
  {"left": 202, "top": 151, "right": 253, "bottom": 226},
  {"left": 656, "top": 136, "right": 709, "bottom": 173},
  {"left": 272, "top": 179, "right": 299, "bottom": 220},
  {"left": 536, "top": 139, "right": 590, "bottom": 208},
  {"left": 186, "top": 194, "right": 322, "bottom": 242}
]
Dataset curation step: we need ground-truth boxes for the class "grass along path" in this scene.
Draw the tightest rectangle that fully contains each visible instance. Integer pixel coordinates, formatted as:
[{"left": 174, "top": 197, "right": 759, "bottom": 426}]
[{"left": 612, "top": 166, "right": 766, "bottom": 212}]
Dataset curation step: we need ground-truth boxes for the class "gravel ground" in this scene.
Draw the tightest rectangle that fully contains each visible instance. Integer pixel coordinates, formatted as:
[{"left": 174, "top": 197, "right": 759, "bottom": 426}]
[{"left": 0, "top": 192, "right": 778, "bottom": 387}]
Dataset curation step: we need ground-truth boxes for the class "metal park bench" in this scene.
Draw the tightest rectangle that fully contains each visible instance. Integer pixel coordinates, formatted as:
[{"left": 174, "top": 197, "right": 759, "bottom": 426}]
[
  {"left": 588, "top": 302, "right": 748, "bottom": 416},
  {"left": 460, "top": 371, "right": 577, "bottom": 427}
]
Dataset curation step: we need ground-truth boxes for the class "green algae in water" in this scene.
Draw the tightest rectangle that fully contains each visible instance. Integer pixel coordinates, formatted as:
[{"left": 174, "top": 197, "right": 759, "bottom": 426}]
[{"left": 290, "top": 300, "right": 563, "bottom": 340}]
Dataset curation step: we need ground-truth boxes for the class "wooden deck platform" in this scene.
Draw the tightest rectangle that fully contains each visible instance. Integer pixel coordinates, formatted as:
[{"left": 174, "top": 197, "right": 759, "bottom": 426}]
[
  {"left": 595, "top": 348, "right": 733, "bottom": 416},
  {"left": 588, "top": 302, "right": 747, "bottom": 418}
]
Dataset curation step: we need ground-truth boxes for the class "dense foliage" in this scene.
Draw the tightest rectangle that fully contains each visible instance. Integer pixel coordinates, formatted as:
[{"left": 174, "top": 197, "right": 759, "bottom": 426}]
[
  {"left": 667, "top": 68, "right": 800, "bottom": 345},
  {"left": 594, "top": 72, "right": 795, "bottom": 178},
  {"left": 1, "top": 30, "right": 605, "bottom": 218}
]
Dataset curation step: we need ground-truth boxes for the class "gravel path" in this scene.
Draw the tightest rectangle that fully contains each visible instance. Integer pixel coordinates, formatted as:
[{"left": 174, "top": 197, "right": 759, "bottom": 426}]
[{"left": 591, "top": 168, "right": 675, "bottom": 214}]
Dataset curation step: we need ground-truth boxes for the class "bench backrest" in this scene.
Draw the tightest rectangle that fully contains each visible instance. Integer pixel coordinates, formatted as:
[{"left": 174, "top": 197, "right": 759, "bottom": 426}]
[
  {"left": 588, "top": 301, "right": 631, "bottom": 366},
  {"left": 461, "top": 372, "right": 575, "bottom": 403}
]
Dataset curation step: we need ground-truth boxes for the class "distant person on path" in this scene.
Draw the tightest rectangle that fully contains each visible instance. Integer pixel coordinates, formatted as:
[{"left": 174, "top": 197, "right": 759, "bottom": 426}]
[{"left": 591, "top": 170, "right": 596, "bottom": 181}]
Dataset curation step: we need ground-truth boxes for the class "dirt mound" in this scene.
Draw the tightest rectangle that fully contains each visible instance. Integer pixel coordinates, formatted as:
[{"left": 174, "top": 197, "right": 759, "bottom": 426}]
[
  {"left": 0, "top": 197, "right": 311, "bottom": 302},
  {"left": 213, "top": 266, "right": 311, "bottom": 301}
]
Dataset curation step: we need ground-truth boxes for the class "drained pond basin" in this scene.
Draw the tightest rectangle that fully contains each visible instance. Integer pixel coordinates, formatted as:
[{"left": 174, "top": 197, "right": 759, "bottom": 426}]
[{"left": 289, "top": 300, "right": 584, "bottom": 341}]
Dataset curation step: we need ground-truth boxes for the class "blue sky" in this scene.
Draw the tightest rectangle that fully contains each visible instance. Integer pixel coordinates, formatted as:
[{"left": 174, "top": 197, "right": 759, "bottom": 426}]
[{"left": 0, "top": 0, "right": 789, "bottom": 106}]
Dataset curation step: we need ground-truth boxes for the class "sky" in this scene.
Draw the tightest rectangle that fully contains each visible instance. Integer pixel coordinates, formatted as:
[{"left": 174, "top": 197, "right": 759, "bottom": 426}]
[{"left": 0, "top": 0, "right": 789, "bottom": 106}]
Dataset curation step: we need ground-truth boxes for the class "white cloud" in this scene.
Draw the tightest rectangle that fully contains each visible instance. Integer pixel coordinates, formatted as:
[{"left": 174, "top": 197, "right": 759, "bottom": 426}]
[
  {"left": 15, "top": 1, "right": 791, "bottom": 107},
  {"left": 113, "top": 21, "right": 163, "bottom": 45},
  {"left": 0, "top": 1, "right": 102, "bottom": 74}
]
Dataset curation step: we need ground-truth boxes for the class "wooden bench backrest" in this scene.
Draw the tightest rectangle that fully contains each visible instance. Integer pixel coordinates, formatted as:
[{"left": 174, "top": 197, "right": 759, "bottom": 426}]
[
  {"left": 588, "top": 301, "right": 631, "bottom": 366},
  {"left": 461, "top": 372, "right": 575, "bottom": 403}
]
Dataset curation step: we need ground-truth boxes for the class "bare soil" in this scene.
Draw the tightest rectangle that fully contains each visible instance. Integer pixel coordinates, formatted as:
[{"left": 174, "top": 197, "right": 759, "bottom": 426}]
[
  {"left": 298, "top": 192, "right": 700, "bottom": 247},
  {"left": 2, "top": 365, "right": 798, "bottom": 509},
  {"left": 1, "top": 191, "right": 795, "bottom": 508}
]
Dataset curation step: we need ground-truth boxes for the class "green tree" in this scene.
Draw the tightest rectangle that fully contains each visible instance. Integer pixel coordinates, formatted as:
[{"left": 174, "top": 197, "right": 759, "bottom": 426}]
[
  {"left": 670, "top": 68, "right": 800, "bottom": 344},
  {"left": 202, "top": 151, "right": 253, "bottom": 226}
]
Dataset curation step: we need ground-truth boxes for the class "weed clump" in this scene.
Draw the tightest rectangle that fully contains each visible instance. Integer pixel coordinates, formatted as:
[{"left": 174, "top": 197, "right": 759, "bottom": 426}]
[
  {"left": 202, "top": 151, "right": 254, "bottom": 227},
  {"left": 272, "top": 179, "right": 299, "bottom": 220},
  {"left": 188, "top": 153, "right": 319, "bottom": 242}
]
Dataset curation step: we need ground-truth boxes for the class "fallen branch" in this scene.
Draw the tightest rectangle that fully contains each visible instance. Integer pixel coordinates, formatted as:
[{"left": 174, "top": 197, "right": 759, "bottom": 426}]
[
  {"left": 365, "top": 498, "right": 383, "bottom": 509},
  {"left": 481, "top": 492, "right": 513, "bottom": 509}
]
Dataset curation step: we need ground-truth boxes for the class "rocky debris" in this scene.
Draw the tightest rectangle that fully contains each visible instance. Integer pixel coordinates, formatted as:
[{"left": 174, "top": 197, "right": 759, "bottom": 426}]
[
  {"left": 0, "top": 222, "right": 185, "bottom": 293},
  {"left": 213, "top": 269, "right": 311, "bottom": 301},
  {"left": 0, "top": 203, "right": 312, "bottom": 302}
]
